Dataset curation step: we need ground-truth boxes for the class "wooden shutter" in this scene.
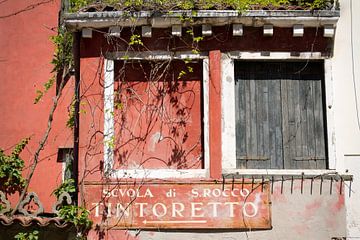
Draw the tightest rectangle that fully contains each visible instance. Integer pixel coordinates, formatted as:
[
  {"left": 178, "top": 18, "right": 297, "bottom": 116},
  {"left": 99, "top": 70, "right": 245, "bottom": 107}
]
[{"left": 235, "top": 61, "right": 327, "bottom": 169}]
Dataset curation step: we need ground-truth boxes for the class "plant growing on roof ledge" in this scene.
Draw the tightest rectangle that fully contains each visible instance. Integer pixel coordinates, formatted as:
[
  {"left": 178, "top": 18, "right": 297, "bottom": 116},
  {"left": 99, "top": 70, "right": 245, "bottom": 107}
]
[{"left": 66, "top": 0, "right": 338, "bottom": 12}]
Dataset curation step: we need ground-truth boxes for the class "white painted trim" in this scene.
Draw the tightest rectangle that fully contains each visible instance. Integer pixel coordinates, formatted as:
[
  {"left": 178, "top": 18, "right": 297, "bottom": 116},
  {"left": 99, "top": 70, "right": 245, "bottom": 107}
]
[
  {"left": 227, "top": 51, "right": 326, "bottom": 59},
  {"left": 323, "top": 24, "right": 335, "bottom": 38},
  {"left": 232, "top": 24, "right": 243, "bottom": 36},
  {"left": 172, "top": 25, "right": 182, "bottom": 37},
  {"left": 108, "top": 26, "right": 121, "bottom": 37},
  {"left": 222, "top": 52, "right": 336, "bottom": 172},
  {"left": 221, "top": 54, "right": 236, "bottom": 169},
  {"left": 110, "top": 169, "right": 207, "bottom": 179},
  {"left": 104, "top": 59, "right": 115, "bottom": 175},
  {"left": 263, "top": 24, "right": 274, "bottom": 36},
  {"left": 324, "top": 59, "right": 337, "bottom": 169},
  {"left": 202, "top": 24, "right": 212, "bottom": 36},
  {"left": 106, "top": 51, "right": 207, "bottom": 61},
  {"left": 293, "top": 24, "right": 304, "bottom": 37},
  {"left": 62, "top": 162, "right": 66, "bottom": 182},
  {"left": 203, "top": 58, "right": 210, "bottom": 173},
  {"left": 103, "top": 53, "right": 209, "bottom": 178}
]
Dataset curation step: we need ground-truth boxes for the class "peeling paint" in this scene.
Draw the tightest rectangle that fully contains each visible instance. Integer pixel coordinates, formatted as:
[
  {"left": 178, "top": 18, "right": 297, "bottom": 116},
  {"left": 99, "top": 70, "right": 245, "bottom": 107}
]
[{"left": 149, "top": 132, "right": 162, "bottom": 152}]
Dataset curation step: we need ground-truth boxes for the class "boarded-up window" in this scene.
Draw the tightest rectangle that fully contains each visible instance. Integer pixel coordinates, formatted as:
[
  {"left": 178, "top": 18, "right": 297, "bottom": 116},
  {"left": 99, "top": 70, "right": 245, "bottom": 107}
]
[
  {"left": 235, "top": 61, "right": 327, "bottom": 169},
  {"left": 112, "top": 60, "right": 203, "bottom": 169}
]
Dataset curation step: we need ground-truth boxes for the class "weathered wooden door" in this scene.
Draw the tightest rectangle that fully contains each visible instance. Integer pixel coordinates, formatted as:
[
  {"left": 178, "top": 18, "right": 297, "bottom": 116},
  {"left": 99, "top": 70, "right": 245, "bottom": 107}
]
[{"left": 235, "top": 61, "right": 327, "bottom": 169}]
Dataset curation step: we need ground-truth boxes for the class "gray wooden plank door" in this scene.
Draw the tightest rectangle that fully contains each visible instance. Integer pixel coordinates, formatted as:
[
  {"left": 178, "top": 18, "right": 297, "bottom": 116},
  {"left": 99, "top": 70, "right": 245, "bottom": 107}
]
[{"left": 235, "top": 61, "right": 327, "bottom": 169}]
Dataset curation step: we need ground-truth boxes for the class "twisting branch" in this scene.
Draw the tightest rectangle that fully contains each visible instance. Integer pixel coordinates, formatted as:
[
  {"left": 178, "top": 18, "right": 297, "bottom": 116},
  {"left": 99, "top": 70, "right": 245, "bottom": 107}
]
[{"left": 11, "top": 67, "right": 70, "bottom": 215}]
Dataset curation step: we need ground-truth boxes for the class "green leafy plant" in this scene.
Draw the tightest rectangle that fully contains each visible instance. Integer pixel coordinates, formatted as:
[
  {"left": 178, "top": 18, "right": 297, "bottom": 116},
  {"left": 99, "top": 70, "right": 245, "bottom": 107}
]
[
  {"left": 53, "top": 180, "right": 92, "bottom": 239},
  {"left": 0, "top": 137, "right": 30, "bottom": 193},
  {"left": 58, "top": 205, "right": 93, "bottom": 240},
  {"left": 52, "top": 178, "right": 76, "bottom": 198},
  {"left": 34, "top": 76, "right": 55, "bottom": 104},
  {"left": 69, "top": 0, "right": 95, "bottom": 12},
  {"left": 14, "top": 230, "right": 39, "bottom": 240},
  {"left": 51, "top": 28, "right": 73, "bottom": 74},
  {"left": 34, "top": 27, "right": 73, "bottom": 104},
  {"left": 129, "top": 34, "right": 144, "bottom": 46},
  {"left": 66, "top": 98, "right": 76, "bottom": 129},
  {"left": 67, "top": 0, "right": 336, "bottom": 12}
]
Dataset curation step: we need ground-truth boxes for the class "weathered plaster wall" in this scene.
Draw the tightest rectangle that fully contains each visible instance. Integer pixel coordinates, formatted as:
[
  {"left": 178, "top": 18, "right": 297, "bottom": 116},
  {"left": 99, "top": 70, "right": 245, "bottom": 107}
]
[
  {"left": 0, "top": 0, "right": 73, "bottom": 210},
  {"left": 333, "top": 0, "right": 360, "bottom": 238},
  {"left": 92, "top": 181, "right": 345, "bottom": 240},
  {"left": 333, "top": 0, "right": 360, "bottom": 168}
]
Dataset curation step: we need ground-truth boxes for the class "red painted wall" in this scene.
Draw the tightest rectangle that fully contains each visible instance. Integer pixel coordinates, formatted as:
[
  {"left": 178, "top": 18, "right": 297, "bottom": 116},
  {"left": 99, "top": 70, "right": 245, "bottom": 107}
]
[
  {"left": 0, "top": 0, "right": 73, "bottom": 211},
  {"left": 209, "top": 50, "right": 222, "bottom": 179},
  {"left": 80, "top": 26, "right": 332, "bottom": 58},
  {"left": 77, "top": 58, "right": 205, "bottom": 182}
]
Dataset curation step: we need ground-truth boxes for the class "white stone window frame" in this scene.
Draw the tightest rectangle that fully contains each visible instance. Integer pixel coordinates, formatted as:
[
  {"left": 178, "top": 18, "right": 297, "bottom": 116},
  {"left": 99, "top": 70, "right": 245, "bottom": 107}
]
[
  {"left": 103, "top": 52, "right": 210, "bottom": 179},
  {"left": 221, "top": 51, "right": 337, "bottom": 176}
]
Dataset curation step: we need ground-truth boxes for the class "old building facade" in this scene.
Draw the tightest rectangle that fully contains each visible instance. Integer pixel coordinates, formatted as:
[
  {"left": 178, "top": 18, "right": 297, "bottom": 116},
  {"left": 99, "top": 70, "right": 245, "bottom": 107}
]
[{"left": 1, "top": 0, "right": 360, "bottom": 239}]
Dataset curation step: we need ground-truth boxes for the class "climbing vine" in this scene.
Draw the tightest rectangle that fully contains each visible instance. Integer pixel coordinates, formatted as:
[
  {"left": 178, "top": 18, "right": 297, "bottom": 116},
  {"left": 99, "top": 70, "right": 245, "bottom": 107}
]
[
  {"left": 34, "top": 27, "right": 73, "bottom": 104},
  {"left": 52, "top": 178, "right": 76, "bottom": 198},
  {"left": 58, "top": 205, "right": 93, "bottom": 240},
  {"left": 51, "top": 179, "right": 93, "bottom": 239},
  {"left": 0, "top": 137, "right": 30, "bottom": 193}
]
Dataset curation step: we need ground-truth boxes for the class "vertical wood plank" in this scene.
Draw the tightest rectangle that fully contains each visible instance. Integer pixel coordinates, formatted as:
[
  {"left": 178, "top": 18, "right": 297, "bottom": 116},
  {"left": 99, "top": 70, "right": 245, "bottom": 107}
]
[
  {"left": 314, "top": 77, "right": 327, "bottom": 168},
  {"left": 281, "top": 78, "right": 290, "bottom": 169},
  {"left": 235, "top": 66, "right": 247, "bottom": 168},
  {"left": 248, "top": 76, "right": 258, "bottom": 168},
  {"left": 306, "top": 79, "right": 316, "bottom": 169},
  {"left": 268, "top": 78, "right": 283, "bottom": 169},
  {"left": 263, "top": 79, "right": 271, "bottom": 169}
]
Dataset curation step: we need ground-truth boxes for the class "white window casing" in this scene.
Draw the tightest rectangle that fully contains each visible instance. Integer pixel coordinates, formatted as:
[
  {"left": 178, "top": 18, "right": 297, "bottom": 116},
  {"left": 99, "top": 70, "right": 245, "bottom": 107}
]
[
  {"left": 222, "top": 52, "right": 338, "bottom": 176},
  {"left": 103, "top": 53, "right": 210, "bottom": 179}
]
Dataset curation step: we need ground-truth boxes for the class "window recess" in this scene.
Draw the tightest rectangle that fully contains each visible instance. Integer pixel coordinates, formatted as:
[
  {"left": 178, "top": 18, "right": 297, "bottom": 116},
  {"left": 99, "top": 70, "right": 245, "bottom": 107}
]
[
  {"left": 103, "top": 54, "right": 210, "bottom": 179},
  {"left": 234, "top": 61, "right": 327, "bottom": 169}
]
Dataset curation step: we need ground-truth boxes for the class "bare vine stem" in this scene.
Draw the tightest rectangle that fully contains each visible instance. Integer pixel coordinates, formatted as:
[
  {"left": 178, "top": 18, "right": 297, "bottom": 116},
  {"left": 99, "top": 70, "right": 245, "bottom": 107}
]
[{"left": 11, "top": 69, "right": 69, "bottom": 216}]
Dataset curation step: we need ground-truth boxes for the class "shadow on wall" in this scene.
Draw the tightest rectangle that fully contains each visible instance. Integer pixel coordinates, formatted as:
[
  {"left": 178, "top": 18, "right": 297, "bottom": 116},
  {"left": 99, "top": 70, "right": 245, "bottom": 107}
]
[{"left": 112, "top": 60, "right": 203, "bottom": 170}]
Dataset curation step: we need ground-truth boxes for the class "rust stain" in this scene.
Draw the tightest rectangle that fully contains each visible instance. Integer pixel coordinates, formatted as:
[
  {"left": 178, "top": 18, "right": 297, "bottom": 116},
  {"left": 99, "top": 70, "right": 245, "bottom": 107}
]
[
  {"left": 271, "top": 186, "right": 287, "bottom": 203},
  {"left": 293, "top": 223, "right": 310, "bottom": 235},
  {"left": 302, "top": 198, "right": 322, "bottom": 220},
  {"left": 332, "top": 190, "right": 345, "bottom": 212},
  {"left": 305, "top": 199, "right": 322, "bottom": 212}
]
